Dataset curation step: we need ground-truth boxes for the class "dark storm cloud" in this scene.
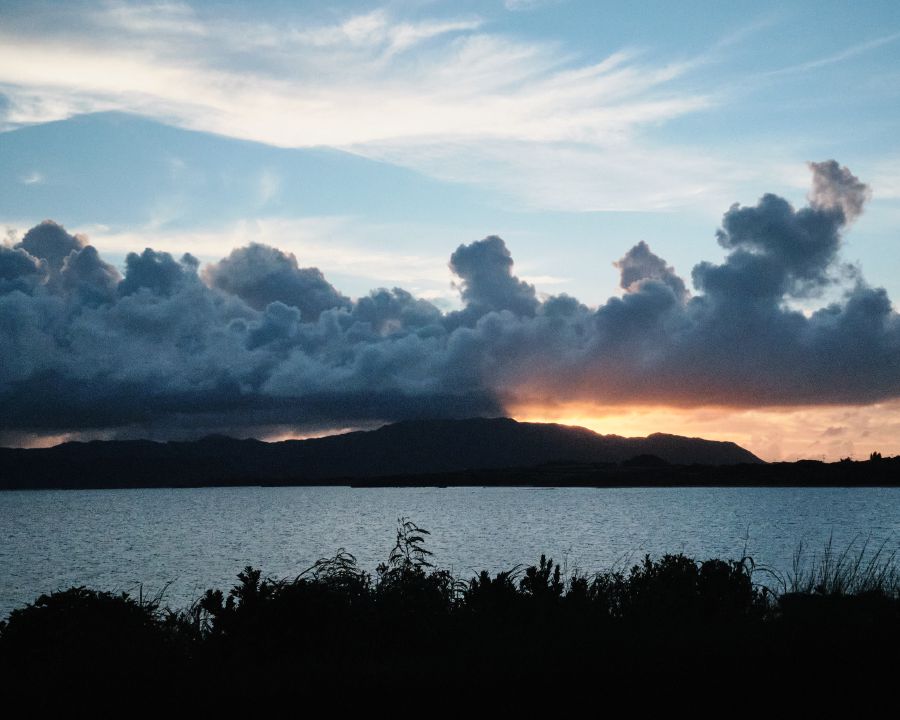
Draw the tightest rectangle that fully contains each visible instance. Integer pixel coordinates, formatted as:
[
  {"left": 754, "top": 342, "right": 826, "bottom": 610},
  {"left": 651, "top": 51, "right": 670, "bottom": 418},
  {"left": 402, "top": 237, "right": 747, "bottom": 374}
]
[
  {"left": 59, "top": 245, "right": 121, "bottom": 304},
  {"left": 0, "top": 245, "right": 45, "bottom": 294},
  {"left": 203, "top": 243, "right": 350, "bottom": 321},
  {"left": 350, "top": 287, "right": 444, "bottom": 335},
  {"left": 16, "top": 220, "right": 85, "bottom": 273},
  {"left": 1, "top": 161, "right": 898, "bottom": 441},
  {"left": 119, "top": 248, "right": 199, "bottom": 297},
  {"left": 448, "top": 235, "right": 539, "bottom": 322}
]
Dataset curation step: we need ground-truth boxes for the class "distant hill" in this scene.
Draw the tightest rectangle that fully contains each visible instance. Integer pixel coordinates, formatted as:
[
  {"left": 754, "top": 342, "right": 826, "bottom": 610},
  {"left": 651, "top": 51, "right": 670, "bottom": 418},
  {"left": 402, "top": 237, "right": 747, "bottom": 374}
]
[{"left": 0, "top": 417, "right": 761, "bottom": 489}]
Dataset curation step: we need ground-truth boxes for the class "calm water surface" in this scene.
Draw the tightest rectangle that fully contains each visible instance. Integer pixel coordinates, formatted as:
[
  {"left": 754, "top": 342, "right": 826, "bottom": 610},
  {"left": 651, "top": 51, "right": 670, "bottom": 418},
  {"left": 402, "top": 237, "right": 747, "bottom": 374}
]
[{"left": 2, "top": 486, "right": 899, "bottom": 618}]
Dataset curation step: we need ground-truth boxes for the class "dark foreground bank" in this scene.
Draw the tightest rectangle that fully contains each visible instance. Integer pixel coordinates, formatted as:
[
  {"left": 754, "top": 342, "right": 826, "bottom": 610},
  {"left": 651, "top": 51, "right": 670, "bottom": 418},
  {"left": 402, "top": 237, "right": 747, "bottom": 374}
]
[{"left": 2, "top": 521, "right": 898, "bottom": 701}]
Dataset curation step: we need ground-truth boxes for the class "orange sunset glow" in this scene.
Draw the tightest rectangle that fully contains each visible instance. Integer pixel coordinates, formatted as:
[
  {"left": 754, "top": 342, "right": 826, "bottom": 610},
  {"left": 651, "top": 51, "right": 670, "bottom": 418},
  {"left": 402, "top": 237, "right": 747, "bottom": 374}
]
[{"left": 511, "top": 401, "right": 900, "bottom": 462}]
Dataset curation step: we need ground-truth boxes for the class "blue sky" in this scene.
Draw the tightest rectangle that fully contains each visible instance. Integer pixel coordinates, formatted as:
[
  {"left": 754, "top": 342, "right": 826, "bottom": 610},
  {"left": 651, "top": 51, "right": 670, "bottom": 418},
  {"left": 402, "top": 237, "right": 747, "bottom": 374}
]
[
  {"left": 2, "top": 0, "right": 899, "bottom": 306},
  {"left": 2, "top": 1, "right": 900, "bottom": 459}
]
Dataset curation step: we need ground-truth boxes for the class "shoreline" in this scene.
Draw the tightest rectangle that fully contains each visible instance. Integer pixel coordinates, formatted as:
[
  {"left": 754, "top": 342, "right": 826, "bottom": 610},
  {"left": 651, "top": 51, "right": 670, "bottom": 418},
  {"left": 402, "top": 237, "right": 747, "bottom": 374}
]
[{"left": 3, "top": 459, "right": 898, "bottom": 490}]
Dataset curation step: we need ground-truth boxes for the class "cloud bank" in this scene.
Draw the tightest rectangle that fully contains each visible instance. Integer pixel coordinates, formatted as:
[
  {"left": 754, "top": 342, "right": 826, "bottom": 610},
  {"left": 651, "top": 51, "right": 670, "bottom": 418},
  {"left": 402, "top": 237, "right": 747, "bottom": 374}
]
[{"left": 1, "top": 162, "right": 898, "bottom": 442}]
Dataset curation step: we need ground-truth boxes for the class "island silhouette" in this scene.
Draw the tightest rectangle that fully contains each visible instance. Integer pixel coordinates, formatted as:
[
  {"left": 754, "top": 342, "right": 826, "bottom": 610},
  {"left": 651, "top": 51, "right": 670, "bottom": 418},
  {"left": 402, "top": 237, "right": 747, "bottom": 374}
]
[
  {"left": 3, "top": 416, "right": 895, "bottom": 489},
  {"left": 0, "top": 416, "right": 759, "bottom": 489}
]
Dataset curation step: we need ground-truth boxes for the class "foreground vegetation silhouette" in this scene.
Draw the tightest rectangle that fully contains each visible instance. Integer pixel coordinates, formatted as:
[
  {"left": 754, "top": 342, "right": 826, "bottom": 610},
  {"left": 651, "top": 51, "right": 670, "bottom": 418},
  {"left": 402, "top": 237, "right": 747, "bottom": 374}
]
[{"left": 2, "top": 520, "right": 898, "bottom": 698}]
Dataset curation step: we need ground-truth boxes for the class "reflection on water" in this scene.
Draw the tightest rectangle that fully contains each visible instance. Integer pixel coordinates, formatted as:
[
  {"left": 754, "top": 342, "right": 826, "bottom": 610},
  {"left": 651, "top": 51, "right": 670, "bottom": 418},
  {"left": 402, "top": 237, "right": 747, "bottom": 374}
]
[{"left": 2, "top": 486, "right": 898, "bottom": 617}]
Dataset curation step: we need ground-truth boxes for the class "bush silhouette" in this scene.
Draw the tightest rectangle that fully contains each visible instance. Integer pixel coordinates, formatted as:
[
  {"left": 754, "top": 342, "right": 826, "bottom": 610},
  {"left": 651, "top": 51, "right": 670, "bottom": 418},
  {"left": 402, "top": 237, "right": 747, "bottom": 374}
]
[
  {"left": 0, "top": 586, "right": 188, "bottom": 687},
  {"left": 1, "top": 519, "right": 898, "bottom": 697}
]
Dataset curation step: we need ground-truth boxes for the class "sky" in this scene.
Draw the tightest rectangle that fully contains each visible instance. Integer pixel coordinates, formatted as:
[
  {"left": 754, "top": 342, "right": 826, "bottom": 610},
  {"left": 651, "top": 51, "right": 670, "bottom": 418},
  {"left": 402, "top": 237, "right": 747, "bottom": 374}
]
[{"left": 1, "top": 0, "right": 900, "bottom": 460}]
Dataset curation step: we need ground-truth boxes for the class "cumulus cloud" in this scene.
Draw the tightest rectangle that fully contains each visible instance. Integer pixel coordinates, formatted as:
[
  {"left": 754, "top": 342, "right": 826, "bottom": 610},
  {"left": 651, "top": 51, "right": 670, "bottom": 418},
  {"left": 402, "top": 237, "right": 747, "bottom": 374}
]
[
  {"left": 807, "top": 160, "right": 871, "bottom": 223},
  {"left": 60, "top": 245, "right": 120, "bottom": 304},
  {"left": 0, "top": 245, "right": 45, "bottom": 294},
  {"left": 119, "top": 248, "right": 198, "bottom": 297},
  {"left": 18, "top": 219, "right": 84, "bottom": 274},
  {"left": 1, "top": 162, "right": 898, "bottom": 442},
  {"left": 448, "top": 235, "right": 538, "bottom": 321},
  {"left": 203, "top": 243, "right": 350, "bottom": 320},
  {"left": 614, "top": 241, "right": 688, "bottom": 301}
]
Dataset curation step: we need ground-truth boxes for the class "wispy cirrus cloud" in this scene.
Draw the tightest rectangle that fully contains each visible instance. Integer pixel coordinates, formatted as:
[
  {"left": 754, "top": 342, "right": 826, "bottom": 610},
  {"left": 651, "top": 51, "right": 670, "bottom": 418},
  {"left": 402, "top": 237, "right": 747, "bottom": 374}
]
[
  {"left": 2, "top": 2, "right": 894, "bottom": 218},
  {"left": 0, "top": 1, "right": 721, "bottom": 211},
  {"left": 504, "top": 0, "right": 564, "bottom": 12},
  {"left": 763, "top": 30, "right": 900, "bottom": 77},
  {"left": 0, "top": 4, "right": 703, "bottom": 145}
]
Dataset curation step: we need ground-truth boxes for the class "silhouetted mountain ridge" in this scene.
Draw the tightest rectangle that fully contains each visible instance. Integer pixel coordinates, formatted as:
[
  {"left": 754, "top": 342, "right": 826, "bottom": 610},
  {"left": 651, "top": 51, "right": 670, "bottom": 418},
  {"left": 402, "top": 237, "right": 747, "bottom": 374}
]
[{"left": 0, "top": 417, "right": 761, "bottom": 489}]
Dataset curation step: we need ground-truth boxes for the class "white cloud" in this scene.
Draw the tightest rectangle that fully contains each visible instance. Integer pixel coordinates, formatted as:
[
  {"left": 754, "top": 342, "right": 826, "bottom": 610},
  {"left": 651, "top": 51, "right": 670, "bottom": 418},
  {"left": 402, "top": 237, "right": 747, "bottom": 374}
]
[
  {"left": 520, "top": 274, "right": 569, "bottom": 285},
  {"left": 0, "top": 1, "right": 727, "bottom": 211},
  {"left": 288, "top": 9, "right": 483, "bottom": 56},
  {"left": 504, "top": 0, "right": 563, "bottom": 11},
  {"left": 355, "top": 136, "right": 732, "bottom": 213},
  {"left": 20, "top": 171, "right": 44, "bottom": 185},
  {"left": 764, "top": 31, "right": 900, "bottom": 77},
  {"left": 95, "top": 1, "right": 209, "bottom": 38}
]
